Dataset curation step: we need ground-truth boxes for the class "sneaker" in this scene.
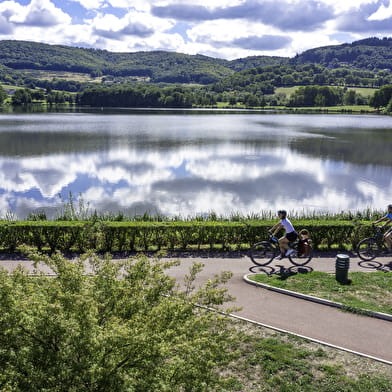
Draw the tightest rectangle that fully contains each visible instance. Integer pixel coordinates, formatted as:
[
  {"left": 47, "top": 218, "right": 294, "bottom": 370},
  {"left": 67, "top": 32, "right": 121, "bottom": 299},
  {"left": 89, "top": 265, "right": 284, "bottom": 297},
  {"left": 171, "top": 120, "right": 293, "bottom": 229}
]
[
  {"left": 275, "top": 254, "right": 284, "bottom": 260},
  {"left": 285, "top": 249, "right": 294, "bottom": 256}
]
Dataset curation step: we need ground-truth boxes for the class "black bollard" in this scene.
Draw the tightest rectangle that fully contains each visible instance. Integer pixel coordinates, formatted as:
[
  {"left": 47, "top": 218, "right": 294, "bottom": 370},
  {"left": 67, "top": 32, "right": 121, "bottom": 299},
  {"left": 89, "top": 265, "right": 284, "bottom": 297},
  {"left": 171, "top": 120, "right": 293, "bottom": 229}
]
[{"left": 335, "top": 254, "right": 350, "bottom": 284}]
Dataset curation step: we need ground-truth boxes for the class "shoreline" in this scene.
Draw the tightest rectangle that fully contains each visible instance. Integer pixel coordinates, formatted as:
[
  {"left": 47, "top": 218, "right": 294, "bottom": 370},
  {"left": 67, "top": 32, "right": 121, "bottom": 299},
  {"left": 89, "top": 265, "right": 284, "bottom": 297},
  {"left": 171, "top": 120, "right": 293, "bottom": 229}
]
[{"left": 0, "top": 103, "right": 387, "bottom": 115}]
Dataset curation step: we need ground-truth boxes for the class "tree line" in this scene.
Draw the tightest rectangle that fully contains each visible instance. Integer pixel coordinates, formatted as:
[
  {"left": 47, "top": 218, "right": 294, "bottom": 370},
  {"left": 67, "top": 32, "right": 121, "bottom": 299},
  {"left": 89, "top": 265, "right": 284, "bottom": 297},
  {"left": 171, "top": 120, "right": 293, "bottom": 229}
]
[
  {"left": 293, "top": 37, "right": 392, "bottom": 70},
  {"left": 369, "top": 84, "right": 392, "bottom": 112},
  {"left": 212, "top": 63, "right": 392, "bottom": 96},
  {"left": 286, "top": 85, "right": 363, "bottom": 107},
  {"left": 1, "top": 38, "right": 391, "bottom": 87},
  {"left": 78, "top": 85, "right": 194, "bottom": 108},
  {"left": 1, "top": 87, "right": 75, "bottom": 106},
  {"left": 2, "top": 84, "right": 392, "bottom": 112}
]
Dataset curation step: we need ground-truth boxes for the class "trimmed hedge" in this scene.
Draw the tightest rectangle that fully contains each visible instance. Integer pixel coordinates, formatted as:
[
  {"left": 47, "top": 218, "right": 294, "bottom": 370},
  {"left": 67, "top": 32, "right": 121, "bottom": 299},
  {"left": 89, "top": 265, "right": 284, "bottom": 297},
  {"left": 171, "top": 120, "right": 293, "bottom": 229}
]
[{"left": 0, "top": 220, "right": 374, "bottom": 253}]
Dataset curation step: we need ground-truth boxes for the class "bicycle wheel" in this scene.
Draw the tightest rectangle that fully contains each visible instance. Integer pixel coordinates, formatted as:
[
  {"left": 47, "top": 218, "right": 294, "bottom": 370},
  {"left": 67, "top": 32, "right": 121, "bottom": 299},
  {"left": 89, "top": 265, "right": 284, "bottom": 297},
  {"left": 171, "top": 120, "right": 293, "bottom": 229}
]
[
  {"left": 356, "top": 237, "right": 380, "bottom": 261},
  {"left": 288, "top": 244, "right": 313, "bottom": 266},
  {"left": 249, "top": 241, "right": 277, "bottom": 266}
]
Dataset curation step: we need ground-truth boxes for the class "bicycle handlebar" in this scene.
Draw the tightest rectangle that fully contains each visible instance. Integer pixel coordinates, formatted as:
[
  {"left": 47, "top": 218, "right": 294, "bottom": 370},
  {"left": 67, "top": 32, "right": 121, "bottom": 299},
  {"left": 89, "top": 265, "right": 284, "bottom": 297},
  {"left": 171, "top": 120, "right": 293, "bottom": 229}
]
[
  {"left": 267, "top": 232, "right": 279, "bottom": 243},
  {"left": 371, "top": 223, "right": 383, "bottom": 231}
]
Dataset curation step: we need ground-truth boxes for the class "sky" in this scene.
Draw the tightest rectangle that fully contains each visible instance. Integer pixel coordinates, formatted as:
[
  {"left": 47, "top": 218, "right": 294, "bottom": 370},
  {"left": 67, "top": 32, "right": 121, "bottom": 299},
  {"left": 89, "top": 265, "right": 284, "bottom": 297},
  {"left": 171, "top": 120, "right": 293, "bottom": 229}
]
[{"left": 0, "top": 0, "right": 391, "bottom": 60}]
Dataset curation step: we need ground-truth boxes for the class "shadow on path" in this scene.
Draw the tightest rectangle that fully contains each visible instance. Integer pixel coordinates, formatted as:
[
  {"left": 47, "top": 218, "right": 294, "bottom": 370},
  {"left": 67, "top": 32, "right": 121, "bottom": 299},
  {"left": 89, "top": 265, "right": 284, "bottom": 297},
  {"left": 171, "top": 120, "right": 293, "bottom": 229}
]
[
  {"left": 249, "top": 264, "right": 313, "bottom": 278},
  {"left": 358, "top": 260, "right": 392, "bottom": 272}
]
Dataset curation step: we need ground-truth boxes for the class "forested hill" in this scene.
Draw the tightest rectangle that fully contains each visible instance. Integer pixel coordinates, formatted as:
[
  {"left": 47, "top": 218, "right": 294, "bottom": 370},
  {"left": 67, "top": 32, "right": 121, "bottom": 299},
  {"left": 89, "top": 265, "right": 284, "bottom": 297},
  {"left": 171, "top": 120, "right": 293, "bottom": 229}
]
[
  {"left": 0, "top": 40, "right": 287, "bottom": 84},
  {"left": 292, "top": 37, "right": 392, "bottom": 70},
  {"left": 0, "top": 37, "right": 390, "bottom": 86}
]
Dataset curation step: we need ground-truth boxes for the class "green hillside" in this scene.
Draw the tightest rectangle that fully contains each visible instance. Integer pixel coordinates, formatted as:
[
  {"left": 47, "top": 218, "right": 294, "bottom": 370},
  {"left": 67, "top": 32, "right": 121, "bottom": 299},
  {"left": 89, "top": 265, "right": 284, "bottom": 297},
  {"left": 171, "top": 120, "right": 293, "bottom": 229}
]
[
  {"left": 293, "top": 37, "right": 392, "bottom": 70},
  {"left": 0, "top": 40, "right": 287, "bottom": 84},
  {"left": 0, "top": 38, "right": 391, "bottom": 107},
  {"left": 212, "top": 63, "right": 392, "bottom": 96}
]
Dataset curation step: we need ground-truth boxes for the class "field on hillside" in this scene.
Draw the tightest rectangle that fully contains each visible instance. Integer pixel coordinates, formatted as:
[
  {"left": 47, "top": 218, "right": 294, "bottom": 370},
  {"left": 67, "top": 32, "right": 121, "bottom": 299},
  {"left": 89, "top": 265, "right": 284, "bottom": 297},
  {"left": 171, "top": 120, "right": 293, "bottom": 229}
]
[
  {"left": 20, "top": 69, "right": 102, "bottom": 83},
  {"left": 275, "top": 86, "right": 377, "bottom": 98}
]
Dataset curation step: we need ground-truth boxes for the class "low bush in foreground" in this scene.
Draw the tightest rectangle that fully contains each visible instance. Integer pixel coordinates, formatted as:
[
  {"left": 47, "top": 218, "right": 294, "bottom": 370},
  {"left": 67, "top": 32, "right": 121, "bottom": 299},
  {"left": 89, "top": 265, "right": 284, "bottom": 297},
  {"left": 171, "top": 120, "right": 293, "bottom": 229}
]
[
  {"left": 0, "top": 250, "right": 236, "bottom": 391},
  {"left": 0, "top": 251, "right": 391, "bottom": 391}
]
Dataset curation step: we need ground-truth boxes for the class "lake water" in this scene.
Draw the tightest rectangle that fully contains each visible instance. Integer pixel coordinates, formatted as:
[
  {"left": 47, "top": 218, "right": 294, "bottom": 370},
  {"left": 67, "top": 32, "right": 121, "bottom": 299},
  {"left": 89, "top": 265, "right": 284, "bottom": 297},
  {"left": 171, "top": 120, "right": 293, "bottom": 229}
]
[{"left": 0, "top": 108, "right": 391, "bottom": 219}]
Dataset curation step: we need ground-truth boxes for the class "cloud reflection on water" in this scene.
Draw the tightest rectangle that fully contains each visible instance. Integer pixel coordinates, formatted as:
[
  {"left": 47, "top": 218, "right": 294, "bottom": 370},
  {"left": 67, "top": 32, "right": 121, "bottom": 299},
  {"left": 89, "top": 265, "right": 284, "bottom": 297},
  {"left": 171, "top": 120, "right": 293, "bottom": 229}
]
[{"left": 0, "top": 112, "right": 391, "bottom": 219}]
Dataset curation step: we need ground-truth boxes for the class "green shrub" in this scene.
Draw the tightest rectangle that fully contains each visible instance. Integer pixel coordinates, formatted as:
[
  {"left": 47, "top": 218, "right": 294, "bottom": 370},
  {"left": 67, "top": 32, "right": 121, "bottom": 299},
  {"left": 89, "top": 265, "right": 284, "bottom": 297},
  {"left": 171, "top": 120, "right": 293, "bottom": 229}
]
[{"left": 0, "top": 220, "right": 374, "bottom": 253}]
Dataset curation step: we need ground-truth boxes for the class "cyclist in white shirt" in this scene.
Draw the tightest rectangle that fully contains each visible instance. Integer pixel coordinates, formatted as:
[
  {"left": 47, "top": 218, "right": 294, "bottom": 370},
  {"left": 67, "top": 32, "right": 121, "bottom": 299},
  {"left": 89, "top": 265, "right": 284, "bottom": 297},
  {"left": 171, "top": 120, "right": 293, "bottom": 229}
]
[
  {"left": 269, "top": 210, "right": 298, "bottom": 260},
  {"left": 372, "top": 204, "right": 392, "bottom": 251}
]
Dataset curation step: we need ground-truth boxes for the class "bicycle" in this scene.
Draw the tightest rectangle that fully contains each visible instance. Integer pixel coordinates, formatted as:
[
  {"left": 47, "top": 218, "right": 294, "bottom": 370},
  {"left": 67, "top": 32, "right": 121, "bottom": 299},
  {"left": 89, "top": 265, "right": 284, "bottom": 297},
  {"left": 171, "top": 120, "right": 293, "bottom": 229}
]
[
  {"left": 249, "top": 233, "right": 313, "bottom": 267},
  {"left": 356, "top": 225, "right": 391, "bottom": 261}
]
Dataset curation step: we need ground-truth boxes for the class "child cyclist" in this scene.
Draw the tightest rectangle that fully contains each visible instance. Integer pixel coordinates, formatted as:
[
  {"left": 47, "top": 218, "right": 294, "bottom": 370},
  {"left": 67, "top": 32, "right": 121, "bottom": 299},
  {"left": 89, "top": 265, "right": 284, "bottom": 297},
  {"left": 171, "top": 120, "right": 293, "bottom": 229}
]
[
  {"left": 372, "top": 204, "right": 392, "bottom": 252},
  {"left": 269, "top": 210, "right": 298, "bottom": 260}
]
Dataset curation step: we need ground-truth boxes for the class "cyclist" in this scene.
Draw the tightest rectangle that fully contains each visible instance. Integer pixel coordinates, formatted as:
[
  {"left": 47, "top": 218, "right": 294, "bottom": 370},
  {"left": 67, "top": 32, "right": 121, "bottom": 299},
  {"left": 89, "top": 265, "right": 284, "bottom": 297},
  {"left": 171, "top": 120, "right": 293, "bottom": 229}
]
[
  {"left": 372, "top": 204, "right": 392, "bottom": 252},
  {"left": 269, "top": 210, "right": 298, "bottom": 260}
]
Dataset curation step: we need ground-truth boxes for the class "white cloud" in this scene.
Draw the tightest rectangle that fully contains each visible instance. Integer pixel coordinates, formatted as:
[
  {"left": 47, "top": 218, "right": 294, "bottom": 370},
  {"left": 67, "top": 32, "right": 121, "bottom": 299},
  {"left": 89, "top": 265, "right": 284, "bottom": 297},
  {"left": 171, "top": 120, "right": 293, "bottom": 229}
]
[
  {"left": 0, "top": 0, "right": 25, "bottom": 15},
  {"left": 0, "top": 193, "right": 12, "bottom": 215},
  {"left": 90, "top": 9, "right": 173, "bottom": 40},
  {"left": 68, "top": 0, "right": 106, "bottom": 10},
  {"left": 319, "top": 0, "right": 384, "bottom": 12},
  {"left": 69, "top": 0, "right": 244, "bottom": 12},
  {"left": 368, "top": 2, "right": 392, "bottom": 20},
  {"left": 187, "top": 19, "right": 272, "bottom": 43},
  {"left": 286, "top": 31, "right": 341, "bottom": 56},
  {"left": 0, "top": 0, "right": 391, "bottom": 61},
  {"left": 0, "top": 14, "right": 13, "bottom": 34},
  {"left": 110, "top": 0, "right": 244, "bottom": 8},
  {"left": 9, "top": 0, "right": 71, "bottom": 27},
  {"left": 107, "top": 0, "right": 154, "bottom": 10}
]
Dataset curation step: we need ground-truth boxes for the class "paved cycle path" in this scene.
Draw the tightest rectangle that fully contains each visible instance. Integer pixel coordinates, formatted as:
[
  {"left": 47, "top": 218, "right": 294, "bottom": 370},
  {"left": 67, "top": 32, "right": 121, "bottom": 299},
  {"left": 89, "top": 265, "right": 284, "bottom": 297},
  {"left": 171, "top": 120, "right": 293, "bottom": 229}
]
[
  {"left": 166, "top": 254, "right": 392, "bottom": 364},
  {"left": 1, "top": 253, "right": 391, "bottom": 364}
]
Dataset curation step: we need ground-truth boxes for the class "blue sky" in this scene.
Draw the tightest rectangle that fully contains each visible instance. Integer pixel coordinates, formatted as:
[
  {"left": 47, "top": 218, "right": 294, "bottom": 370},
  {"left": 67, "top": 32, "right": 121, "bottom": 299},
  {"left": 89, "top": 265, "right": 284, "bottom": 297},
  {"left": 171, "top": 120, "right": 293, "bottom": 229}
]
[{"left": 0, "top": 0, "right": 391, "bottom": 59}]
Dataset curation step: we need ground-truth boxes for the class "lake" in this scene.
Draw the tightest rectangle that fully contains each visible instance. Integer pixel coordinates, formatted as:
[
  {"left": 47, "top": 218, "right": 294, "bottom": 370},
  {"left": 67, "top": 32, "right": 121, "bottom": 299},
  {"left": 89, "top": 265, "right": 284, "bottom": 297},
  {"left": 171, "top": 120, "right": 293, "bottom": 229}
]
[{"left": 0, "top": 108, "right": 391, "bottom": 219}]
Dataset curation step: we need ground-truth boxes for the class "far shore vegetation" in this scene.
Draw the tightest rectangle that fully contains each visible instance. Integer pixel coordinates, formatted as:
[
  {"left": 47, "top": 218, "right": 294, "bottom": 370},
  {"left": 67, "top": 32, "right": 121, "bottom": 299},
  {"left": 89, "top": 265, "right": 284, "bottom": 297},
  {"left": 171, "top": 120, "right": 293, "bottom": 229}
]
[
  {"left": 1, "top": 83, "right": 391, "bottom": 115},
  {"left": 1, "top": 38, "right": 392, "bottom": 114}
]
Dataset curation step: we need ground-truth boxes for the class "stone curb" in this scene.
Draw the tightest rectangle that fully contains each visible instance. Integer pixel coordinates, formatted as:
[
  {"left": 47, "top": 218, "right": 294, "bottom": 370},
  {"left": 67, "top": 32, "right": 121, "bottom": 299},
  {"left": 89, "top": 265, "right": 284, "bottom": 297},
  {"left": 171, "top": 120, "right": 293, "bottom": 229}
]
[{"left": 243, "top": 274, "right": 392, "bottom": 323}]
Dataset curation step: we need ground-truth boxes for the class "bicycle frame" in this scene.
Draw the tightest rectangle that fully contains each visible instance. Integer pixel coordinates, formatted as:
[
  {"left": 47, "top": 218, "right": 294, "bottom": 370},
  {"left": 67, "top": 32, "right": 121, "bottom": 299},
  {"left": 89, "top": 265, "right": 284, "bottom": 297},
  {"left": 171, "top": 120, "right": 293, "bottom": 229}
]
[
  {"left": 250, "top": 233, "right": 313, "bottom": 267},
  {"left": 356, "top": 225, "right": 388, "bottom": 261}
]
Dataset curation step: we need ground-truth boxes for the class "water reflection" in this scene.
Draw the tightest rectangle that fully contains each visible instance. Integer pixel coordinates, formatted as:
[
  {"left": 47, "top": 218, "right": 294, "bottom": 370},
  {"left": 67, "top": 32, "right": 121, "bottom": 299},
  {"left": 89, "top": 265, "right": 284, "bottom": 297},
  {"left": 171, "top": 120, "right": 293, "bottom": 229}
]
[{"left": 0, "top": 111, "right": 391, "bottom": 219}]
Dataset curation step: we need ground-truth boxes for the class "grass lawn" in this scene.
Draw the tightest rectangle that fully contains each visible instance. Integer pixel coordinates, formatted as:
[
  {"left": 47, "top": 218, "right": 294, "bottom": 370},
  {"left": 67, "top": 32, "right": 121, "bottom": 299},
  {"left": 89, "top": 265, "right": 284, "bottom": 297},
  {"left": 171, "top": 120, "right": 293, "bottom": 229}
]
[
  {"left": 19, "top": 69, "right": 102, "bottom": 83},
  {"left": 306, "top": 105, "right": 376, "bottom": 112},
  {"left": 271, "top": 105, "right": 376, "bottom": 112},
  {"left": 1, "top": 83, "right": 20, "bottom": 90},
  {"left": 274, "top": 86, "right": 300, "bottom": 96},
  {"left": 250, "top": 271, "right": 392, "bottom": 315},
  {"left": 227, "top": 320, "right": 392, "bottom": 391},
  {"left": 214, "top": 101, "right": 377, "bottom": 113},
  {"left": 275, "top": 86, "right": 377, "bottom": 97},
  {"left": 347, "top": 87, "right": 377, "bottom": 96}
]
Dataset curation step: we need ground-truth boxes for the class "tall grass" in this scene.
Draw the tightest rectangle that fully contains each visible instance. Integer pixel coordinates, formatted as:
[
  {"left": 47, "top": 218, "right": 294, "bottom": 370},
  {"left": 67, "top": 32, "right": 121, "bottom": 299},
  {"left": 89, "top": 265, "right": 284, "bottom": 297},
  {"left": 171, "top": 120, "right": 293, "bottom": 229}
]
[{"left": 1, "top": 193, "right": 385, "bottom": 223}]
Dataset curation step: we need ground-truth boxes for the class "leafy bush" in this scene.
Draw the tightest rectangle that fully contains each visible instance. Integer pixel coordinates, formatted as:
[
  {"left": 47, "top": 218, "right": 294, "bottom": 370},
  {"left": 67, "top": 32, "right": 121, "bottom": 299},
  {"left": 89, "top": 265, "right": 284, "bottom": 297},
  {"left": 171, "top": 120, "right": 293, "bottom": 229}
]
[
  {"left": 0, "top": 220, "right": 373, "bottom": 253},
  {"left": 0, "top": 250, "right": 237, "bottom": 391}
]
